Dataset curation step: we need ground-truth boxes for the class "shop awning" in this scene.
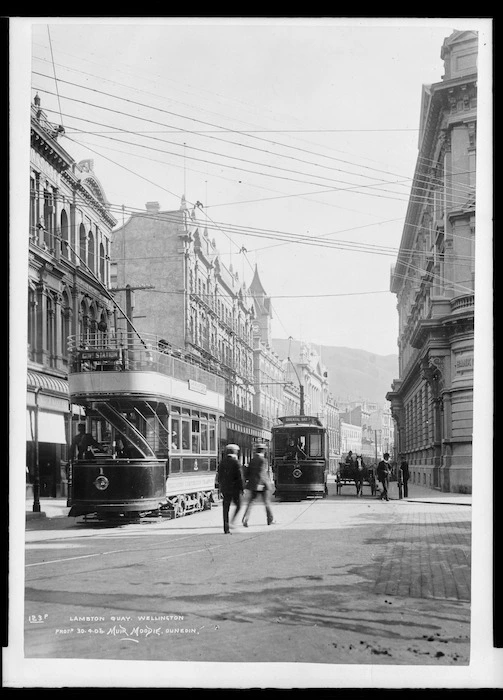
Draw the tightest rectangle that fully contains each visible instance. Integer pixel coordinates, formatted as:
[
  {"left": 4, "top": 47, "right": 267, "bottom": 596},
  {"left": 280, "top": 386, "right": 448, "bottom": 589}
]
[
  {"left": 26, "top": 409, "right": 67, "bottom": 444},
  {"left": 26, "top": 370, "right": 70, "bottom": 412},
  {"left": 27, "top": 370, "right": 69, "bottom": 395}
]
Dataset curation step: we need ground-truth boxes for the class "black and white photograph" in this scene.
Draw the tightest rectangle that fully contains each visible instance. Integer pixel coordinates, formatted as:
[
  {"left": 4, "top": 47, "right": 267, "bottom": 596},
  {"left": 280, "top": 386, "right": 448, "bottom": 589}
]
[{"left": 6, "top": 15, "right": 497, "bottom": 689}]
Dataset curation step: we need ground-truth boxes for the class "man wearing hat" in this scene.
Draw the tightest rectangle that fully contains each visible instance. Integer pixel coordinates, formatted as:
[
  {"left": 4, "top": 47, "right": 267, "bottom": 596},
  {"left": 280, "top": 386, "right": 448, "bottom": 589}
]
[
  {"left": 242, "top": 444, "right": 275, "bottom": 527},
  {"left": 216, "top": 444, "right": 244, "bottom": 534}
]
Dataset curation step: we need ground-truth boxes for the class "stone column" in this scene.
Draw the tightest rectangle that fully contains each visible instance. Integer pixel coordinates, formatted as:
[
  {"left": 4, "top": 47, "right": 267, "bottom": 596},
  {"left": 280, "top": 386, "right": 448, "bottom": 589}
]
[
  {"left": 54, "top": 292, "right": 63, "bottom": 369},
  {"left": 35, "top": 282, "right": 47, "bottom": 365}
]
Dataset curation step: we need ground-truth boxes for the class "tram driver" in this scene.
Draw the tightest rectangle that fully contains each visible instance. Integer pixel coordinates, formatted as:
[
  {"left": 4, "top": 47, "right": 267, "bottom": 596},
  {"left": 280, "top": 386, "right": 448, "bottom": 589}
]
[
  {"left": 285, "top": 435, "right": 307, "bottom": 460},
  {"left": 70, "top": 424, "right": 102, "bottom": 461}
]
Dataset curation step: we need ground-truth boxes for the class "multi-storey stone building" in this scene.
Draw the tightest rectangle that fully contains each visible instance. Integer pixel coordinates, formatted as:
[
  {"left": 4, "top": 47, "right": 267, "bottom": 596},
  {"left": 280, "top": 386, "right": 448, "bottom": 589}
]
[
  {"left": 249, "top": 267, "right": 285, "bottom": 435},
  {"left": 368, "top": 403, "right": 395, "bottom": 461},
  {"left": 110, "top": 199, "right": 269, "bottom": 464},
  {"left": 386, "top": 30, "right": 477, "bottom": 493},
  {"left": 27, "top": 94, "right": 117, "bottom": 497},
  {"left": 340, "top": 421, "right": 363, "bottom": 458},
  {"left": 340, "top": 404, "right": 375, "bottom": 461},
  {"left": 325, "top": 393, "right": 341, "bottom": 473}
]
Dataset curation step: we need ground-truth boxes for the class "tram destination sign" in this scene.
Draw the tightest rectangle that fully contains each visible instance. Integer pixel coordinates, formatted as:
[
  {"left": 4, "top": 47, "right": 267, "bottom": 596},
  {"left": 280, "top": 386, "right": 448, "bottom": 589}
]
[
  {"left": 79, "top": 349, "right": 122, "bottom": 361},
  {"left": 279, "top": 415, "right": 321, "bottom": 426}
]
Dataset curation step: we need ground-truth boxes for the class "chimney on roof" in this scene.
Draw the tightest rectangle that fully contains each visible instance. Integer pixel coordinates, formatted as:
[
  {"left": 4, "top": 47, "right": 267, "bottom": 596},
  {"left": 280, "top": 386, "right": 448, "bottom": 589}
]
[{"left": 146, "top": 202, "right": 160, "bottom": 214}]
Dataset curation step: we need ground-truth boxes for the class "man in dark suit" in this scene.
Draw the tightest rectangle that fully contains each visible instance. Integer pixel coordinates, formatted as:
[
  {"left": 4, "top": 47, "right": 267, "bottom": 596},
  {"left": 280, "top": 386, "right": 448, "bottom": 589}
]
[
  {"left": 377, "top": 452, "right": 391, "bottom": 501},
  {"left": 242, "top": 444, "right": 275, "bottom": 527},
  {"left": 216, "top": 444, "right": 244, "bottom": 534},
  {"left": 400, "top": 455, "right": 410, "bottom": 498}
]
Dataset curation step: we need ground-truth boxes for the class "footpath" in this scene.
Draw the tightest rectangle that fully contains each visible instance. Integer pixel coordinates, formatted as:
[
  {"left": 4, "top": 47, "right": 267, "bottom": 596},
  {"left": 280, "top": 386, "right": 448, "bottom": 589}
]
[{"left": 25, "top": 481, "right": 471, "bottom": 521}]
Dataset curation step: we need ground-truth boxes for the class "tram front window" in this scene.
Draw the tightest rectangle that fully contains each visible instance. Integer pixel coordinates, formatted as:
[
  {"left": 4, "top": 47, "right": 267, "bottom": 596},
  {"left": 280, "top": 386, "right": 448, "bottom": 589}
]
[{"left": 276, "top": 431, "right": 323, "bottom": 459}]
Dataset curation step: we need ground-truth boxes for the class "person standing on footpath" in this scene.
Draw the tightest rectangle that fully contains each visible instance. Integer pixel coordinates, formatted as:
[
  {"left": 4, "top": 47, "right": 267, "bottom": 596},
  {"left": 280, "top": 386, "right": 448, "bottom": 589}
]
[
  {"left": 216, "top": 444, "right": 244, "bottom": 534},
  {"left": 377, "top": 452, "right": 391, "bottom": 501},
  {"left": 242, "top": 444, "right": 275, "bottom": 527},
  {"left": 400, "top": 455, "right": 410, "bottom": 498}
]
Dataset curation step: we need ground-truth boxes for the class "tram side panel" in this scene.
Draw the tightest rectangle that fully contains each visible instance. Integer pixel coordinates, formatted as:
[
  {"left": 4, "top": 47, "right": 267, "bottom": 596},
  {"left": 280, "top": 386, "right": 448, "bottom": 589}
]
[{"left": 69, "top": 459, "right": 166, "bottom": 516}]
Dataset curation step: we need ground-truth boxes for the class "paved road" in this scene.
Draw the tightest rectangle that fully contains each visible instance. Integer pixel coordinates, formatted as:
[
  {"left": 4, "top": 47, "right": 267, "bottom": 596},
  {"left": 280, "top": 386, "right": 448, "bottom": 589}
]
[{"left": 24, "top": 482, "right": 471, "bottom": 667}]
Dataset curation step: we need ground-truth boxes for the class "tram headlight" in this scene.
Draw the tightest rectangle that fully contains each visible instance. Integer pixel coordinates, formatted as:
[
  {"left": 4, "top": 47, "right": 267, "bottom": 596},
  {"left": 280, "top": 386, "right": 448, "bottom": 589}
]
[
  {"left": 292, "top": 468, "right": 302, "bottom": 479},
  {"left": 94, "top": 475, "right": 110, "bottom": 491}
]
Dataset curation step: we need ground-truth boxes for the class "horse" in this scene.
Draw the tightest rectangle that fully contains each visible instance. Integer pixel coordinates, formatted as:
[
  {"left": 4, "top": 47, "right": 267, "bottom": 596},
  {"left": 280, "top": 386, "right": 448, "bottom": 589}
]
[{"left": 354, "top": 457, "right": 366, "bottom": 497}]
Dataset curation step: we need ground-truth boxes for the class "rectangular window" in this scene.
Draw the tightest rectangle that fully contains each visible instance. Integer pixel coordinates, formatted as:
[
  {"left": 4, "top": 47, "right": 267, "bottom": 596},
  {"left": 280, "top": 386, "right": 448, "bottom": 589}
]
[
  {"left": 182, "top": 420, "right": 190, "bottom": 450},
  {"left": 201, "top": 423, "right": 208, "bottom": 451},
  {"left": 308, "top": 433, "right": 322, "bottom": 457},
  {"left": 191, "top": 419, "right": 200, "bottom": 452},
  {"left": 209, "top": 425, "right": 216, "bottom": 452}
]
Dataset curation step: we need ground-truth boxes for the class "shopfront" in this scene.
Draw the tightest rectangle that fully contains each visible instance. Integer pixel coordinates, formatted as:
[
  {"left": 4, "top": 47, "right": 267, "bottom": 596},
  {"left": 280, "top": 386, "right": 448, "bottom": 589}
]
[{"left": 26, "top": 370, "right": 71, "bottom": 498}]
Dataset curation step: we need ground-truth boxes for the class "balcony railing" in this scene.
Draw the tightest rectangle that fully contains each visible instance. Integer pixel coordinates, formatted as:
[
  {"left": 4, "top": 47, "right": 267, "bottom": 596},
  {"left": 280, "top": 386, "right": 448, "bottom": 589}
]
[
  {"left": 67, "top": 331, "right": 226, "bottom": 394},
  {"left": 450, "top": 294, "right": 475, "bottom": 312},
  {"left": 225, "top": 400, "right": 265, "bottom": 430}
]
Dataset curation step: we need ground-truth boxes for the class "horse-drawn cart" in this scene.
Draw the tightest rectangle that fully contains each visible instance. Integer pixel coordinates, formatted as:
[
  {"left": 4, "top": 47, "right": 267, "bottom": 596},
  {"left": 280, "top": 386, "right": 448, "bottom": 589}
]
[{"left": 335, "top": 462, "right": 377, "bottom": 496}]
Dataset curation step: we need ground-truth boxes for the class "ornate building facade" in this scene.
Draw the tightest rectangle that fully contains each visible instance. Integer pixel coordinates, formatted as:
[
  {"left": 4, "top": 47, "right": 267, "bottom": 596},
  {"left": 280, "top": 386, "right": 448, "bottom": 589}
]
[
  {"left": 27, "top": 94, "right": 117, "bottom": 497},
  {"left": 110, "top": 199, "right": 269, "bottom": 464},
  {"left": 386, "top": 30, "right": 477, "bottom": 493},
  {"left": 249, "top": 266, "right": 286, "bottom": 434}
]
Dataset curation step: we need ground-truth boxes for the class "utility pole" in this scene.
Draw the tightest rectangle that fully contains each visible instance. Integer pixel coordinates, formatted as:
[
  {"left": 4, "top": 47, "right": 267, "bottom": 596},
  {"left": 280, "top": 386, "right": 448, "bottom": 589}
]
[{"left": 111, "top": 284, "right": 155, "bottom": 352}]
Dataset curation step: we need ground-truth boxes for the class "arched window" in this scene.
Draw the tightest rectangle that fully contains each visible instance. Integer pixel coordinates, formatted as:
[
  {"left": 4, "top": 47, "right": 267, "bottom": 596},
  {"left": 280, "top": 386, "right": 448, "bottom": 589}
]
[
  {"left": 99, "top": 242, "right": 105, "bottom": 281},
  {"left": 43, "top": 188, "right": 54, "bottom": 248},
  {"left": 87, "top": 230, "right": 95, "bottom": 273},
  {"left": 79, "top": 223, "right": 86, "bottom": 266},
  {"left": 61, "top": 209, "right": 69, "bottom": 259}
]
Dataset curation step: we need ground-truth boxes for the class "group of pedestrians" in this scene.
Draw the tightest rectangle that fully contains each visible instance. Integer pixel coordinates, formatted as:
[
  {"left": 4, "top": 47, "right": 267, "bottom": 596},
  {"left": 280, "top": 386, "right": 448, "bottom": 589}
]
[
  {"left": 216, "top": 443, "right": 275, "bottom": 534},
  {"left": 216, "top": 443, "right": 411, "bottom": 532},
  {"left": 376, "top": 453, "right": 410, "bottom": 501}
]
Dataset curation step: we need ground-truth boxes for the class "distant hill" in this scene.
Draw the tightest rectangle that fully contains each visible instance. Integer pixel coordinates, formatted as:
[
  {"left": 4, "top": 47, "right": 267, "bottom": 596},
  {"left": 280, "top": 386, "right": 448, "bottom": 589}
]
[{"left": 272, "top": 339, "right": 398, "bottom": 405}]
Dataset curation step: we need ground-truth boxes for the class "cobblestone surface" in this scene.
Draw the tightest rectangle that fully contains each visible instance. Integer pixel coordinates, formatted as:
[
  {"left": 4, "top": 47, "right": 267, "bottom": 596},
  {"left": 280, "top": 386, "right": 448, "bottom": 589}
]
[{"left": 372, "top": 508, "right": 471, "bottom": 602}]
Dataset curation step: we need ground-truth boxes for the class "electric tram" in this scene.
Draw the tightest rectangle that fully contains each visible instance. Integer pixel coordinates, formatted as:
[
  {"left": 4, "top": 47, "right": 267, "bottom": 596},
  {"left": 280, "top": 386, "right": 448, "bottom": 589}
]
[
  {"left": 270, "top": 414, "right": 329, "bottom": 500},
  {"left": 67, "top": 331, "right": 225, "bottom": 520}
]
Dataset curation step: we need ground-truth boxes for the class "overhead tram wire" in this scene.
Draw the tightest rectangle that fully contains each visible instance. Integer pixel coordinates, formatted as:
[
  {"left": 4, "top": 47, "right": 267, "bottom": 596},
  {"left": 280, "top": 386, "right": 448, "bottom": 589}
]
[
  {"left": 36, "top": 94, "right": 420, "bottom": 202},
  {"left": 36, "top": 91, "right": 476, "bottom": 203},
  {"left": 32, "top": 69, "right": 433, "bottom": 189},
  {"left": 33, "top": 59, "right": 465, "bottom": 194},
  {"left": 47, "top": 144, "right": 476, "bottom": 265},
  {"left": 60, "top": 171, "right": 477, "bottom": 263},
  {"left": 70, "top": 131, "right": 476, "bottom": 228},
  {"left": 62, "top": 190, "right": 475, "bottom": 302},
  {"left": 32, "top": 55, "right": 478, "bottom": 200},
  {"left": 46, "top": 27, "right": 64, "bottom": 130},
  {"left": 66, "top": 124, "right": 467, "bottom": 212},
  {"left": 61, "top": 131, "right": 394, "bottom": 221},
  {"left": 33, "top": 71, "right": 477, "bottom": 203},
  {"left": 62, "top": 123, "right": 475, "bottom": 209}
]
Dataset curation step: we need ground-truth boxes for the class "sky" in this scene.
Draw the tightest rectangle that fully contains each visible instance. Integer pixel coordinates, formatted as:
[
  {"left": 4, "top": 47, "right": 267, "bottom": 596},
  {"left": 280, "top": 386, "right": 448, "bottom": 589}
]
[{"left": 13, "top": 17, "right": 492, "bottom": 358}]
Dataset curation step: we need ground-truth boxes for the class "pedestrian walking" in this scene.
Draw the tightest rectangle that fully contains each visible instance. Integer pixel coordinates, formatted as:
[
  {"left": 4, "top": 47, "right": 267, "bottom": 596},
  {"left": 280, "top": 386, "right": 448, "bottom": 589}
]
[
  {"left": 400, "top": 455, "right": 410, "bottom": 498},
  {"left": 216, "top": 444, "right": 244, "bottom": 534},
  {"left": 376, "top": 452, "right": 391, "bottom": 501},
  {"left": 242, "top": 444, "right": 275, "bottom": 527}
]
